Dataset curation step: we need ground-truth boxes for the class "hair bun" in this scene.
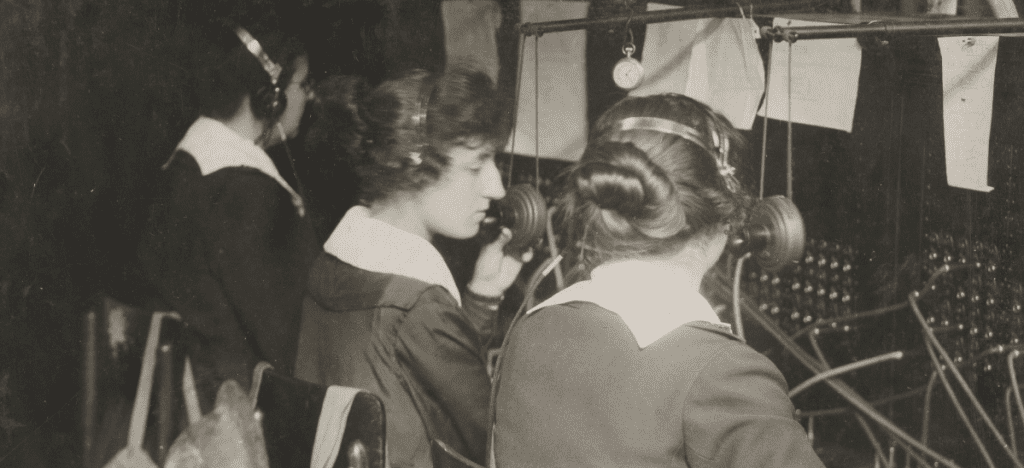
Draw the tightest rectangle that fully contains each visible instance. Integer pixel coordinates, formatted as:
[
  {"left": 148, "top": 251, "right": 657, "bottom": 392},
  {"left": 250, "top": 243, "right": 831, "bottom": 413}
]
[{"left": 573, "top": 142, "right": 688, "bottom": 239}]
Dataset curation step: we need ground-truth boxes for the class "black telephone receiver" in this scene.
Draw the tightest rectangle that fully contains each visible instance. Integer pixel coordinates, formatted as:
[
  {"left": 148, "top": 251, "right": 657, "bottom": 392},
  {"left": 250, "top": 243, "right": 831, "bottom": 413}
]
[
  {"left": 727, "top": 195, "right": 806, "bottom": 271},
  {"left": 478, "top": 184, "right": 548, "bottom": 256}
]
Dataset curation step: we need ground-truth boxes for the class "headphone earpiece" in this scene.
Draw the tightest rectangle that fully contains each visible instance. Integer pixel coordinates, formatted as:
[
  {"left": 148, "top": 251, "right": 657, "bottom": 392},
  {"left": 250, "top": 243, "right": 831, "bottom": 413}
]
[
  {"left": 727, "top": 195, "right": 805, "bottom": 271},
  {"left": 477, "top": 183, "right": 549, "bottom": 256},
  {"left": 254, "top": 84, "right": 286, "bottom": 121}
]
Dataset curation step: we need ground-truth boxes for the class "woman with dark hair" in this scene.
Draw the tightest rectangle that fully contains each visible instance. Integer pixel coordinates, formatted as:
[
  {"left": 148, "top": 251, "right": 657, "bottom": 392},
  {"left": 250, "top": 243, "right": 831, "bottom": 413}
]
[
  {"left": 295, "top": 68, "right": 527, "bottom": 468},
  {"left": 137, "top": 18, "right": 318, "bottom": 410},
  {"left": 490, "top": 94, "right": 825, "bottom": 467}
]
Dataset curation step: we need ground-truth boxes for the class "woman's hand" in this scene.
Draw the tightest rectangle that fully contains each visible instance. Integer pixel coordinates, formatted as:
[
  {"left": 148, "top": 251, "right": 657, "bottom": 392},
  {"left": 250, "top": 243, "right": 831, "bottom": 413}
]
[{"left": 468, "top": 227, "right": 534, "bottom": 299}]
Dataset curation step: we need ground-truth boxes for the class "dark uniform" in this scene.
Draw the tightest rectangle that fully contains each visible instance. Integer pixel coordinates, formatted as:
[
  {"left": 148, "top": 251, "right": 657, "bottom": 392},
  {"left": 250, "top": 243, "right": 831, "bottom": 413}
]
[
  {"left": 492, "top": 262, "right": 826, "bottom": 468},
  {"left": 138, "top": 117, "right": 317, "bottom": 410},
  {"left": 295, "top": 206, "right": 498, "bottom": 468}
]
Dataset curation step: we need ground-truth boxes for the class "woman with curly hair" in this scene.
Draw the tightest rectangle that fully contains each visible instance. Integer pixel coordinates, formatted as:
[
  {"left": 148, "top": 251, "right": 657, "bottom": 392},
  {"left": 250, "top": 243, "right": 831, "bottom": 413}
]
[{"left": 296, "top": 68, "right": 527, "bottom": 468}]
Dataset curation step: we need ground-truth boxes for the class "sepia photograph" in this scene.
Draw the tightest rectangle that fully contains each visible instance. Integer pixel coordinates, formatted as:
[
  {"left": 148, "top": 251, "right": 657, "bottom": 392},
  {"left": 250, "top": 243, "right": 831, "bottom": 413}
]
[{"left": 3, "top": 0, "right": 1024, "bottom": 467}]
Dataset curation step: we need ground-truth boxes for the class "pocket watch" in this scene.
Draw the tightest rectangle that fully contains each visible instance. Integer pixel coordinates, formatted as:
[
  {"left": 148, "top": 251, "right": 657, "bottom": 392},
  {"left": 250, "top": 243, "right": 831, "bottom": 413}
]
[{"left": 613, "top": 44, "right": 644, "bottom": 90}]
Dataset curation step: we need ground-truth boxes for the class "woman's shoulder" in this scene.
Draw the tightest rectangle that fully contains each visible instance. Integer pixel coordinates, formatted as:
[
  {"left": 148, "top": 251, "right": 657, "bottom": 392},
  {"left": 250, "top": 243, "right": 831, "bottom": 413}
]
[
  {"left": 517, "top": 301, "right": 636, "bottom": 348},
  {"left": 527, "top": 300, "right": 624, "bottom": 323},
  {"left": 667, "top": 325, "right": 788, "bottom": 393},
  {"left": 307, "top": 252, "right": 442, "bottom": 312},
  {"left": 166, "top": 150, "right": 291, "bottom": 199}
]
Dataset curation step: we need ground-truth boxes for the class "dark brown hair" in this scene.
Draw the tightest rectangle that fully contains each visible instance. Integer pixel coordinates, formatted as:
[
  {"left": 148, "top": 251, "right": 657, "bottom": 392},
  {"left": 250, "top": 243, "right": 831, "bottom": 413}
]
[
  {"left": 194, "top": 19, "right": 307, "bottom": 121},
  {"left": 556, "top": 94, "right": 749, "bottom": 278},
  {"left": 309, "top": 67, "right": 507, "bottom": 203}
]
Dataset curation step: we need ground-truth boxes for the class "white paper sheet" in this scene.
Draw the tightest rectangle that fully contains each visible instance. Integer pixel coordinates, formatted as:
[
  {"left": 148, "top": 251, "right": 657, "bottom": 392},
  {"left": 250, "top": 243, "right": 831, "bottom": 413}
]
[
  {"left": 630, "top": 4, "right": 764, "bottom": 130},
  {"left": 441, "top": 0, "right": 503, "bottom": 82},
  {"left": 757, "top": 18, "right": 862, "bottom": 133},
  {"left": 506, "top": 1, "right": 589, "bottom": 161},
  {"left": 939, "top": 36, "right": 998, "bottom": 193}
]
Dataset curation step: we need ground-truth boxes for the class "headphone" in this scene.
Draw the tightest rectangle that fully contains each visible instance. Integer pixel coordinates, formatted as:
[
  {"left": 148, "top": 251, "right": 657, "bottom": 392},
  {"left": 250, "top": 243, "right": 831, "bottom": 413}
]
[
  {"left": 407, "top": 77, "right": 436, "bottom": 166},
  {"left": 616, "top": 116, "right": 739, "bottom": 192},
  {"left": 614, "top": 116, "right": 805, "bottom": 270},
  {"left": 233, "top": 25, "right": 286, "bottom": 121}
]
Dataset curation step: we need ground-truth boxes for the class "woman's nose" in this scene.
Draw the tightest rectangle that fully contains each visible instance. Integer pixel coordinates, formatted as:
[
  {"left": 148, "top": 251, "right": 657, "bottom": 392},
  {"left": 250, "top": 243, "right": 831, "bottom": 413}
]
[{"left": 482, "top": 162, "right": 506, "bottom": 200}]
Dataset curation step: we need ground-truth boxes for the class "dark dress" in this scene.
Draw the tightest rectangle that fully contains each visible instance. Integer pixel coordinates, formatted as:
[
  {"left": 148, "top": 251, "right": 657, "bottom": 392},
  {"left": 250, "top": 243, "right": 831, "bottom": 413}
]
[
  {"left": 491, "top": 261, "right": 825, "bottom": 468},
  {"left": 138, "top": 118, "right": 317, "bottom": 410},
  {"left": 295, "top": 207, "right": 499, "bottom": 468}
]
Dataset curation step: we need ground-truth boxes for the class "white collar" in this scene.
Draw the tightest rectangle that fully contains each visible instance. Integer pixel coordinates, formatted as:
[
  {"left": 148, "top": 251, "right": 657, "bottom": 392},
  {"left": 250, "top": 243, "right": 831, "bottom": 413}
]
[
  {"left": 528, "top": 259, "right": 730, "bottom": 348},
  {"left": 168, "top": 116, "right": 304, "bottom": 216},
  {"left": 323, "top": 206, "right": 461, "bottom": 306}
]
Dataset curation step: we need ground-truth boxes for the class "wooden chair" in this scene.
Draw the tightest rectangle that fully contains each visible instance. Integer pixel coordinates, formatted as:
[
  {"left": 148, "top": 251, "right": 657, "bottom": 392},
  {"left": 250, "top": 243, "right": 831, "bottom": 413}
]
[
  {"left": 255, "top": 367, "right": 387, "bottom": 468},
  {"left": 81, "top": 296, "right": 184, "bottom": 467}
]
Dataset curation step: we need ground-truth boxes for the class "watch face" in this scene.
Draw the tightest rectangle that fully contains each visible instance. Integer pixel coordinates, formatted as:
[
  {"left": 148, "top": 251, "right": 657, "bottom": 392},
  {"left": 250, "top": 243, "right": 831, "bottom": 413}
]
[{"left": 613, "top": 57, "right": 644, "bottom": 90}]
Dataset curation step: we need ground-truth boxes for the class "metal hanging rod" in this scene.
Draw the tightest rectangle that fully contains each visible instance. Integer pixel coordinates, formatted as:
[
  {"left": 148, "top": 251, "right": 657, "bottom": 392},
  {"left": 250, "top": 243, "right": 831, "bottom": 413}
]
[
  {"left": 762, "top": 17, "right": 1024, "bottom": 42},
  {"left": 518, "top": 0, "right": 822, "bottom": 36}
]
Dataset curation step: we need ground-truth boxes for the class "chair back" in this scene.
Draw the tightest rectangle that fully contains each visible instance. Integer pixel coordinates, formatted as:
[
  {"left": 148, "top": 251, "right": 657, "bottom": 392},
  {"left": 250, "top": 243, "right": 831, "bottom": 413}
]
[
  {"left": 82, "top": 295, "right": 184, "bottom": 468},
  {"left": 255, "top": 368, "right": 387, "bottom": 468}
]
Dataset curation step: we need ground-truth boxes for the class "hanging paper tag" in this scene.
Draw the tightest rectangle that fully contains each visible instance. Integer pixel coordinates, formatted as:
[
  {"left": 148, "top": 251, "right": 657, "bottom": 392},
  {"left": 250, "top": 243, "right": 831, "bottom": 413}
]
[
  {"left": 631, "top": 3, "right": 764, "bottom": 130},
  {"left": 939, "top": 36, "right": 997, "bottom": 192},
  {"left": 757, "top": 18, "right": 862, "bottom": 133}
]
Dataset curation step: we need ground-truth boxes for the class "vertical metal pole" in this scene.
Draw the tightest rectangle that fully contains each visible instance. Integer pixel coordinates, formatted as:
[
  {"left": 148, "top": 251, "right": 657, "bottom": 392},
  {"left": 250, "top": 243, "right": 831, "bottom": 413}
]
[{"left": 81, "top": 310, "right": 97, "bottom": 467}]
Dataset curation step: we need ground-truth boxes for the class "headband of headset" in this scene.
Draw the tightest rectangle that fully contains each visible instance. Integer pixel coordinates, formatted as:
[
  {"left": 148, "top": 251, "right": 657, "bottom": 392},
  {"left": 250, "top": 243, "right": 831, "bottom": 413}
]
[
  {"left": 616, "top": 116, "right": 739, "bottom": 191},
  {"left": 233, "top": 26, "right": 282, "bottom": 86},
  {"left": 408, "top": 78, "right": 435, "bottom": 166}
]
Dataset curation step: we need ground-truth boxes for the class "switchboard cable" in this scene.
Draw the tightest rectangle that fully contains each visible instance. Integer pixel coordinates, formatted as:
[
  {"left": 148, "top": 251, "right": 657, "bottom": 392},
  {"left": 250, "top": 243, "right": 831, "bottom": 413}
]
[
  {"left": 708, "top": 271, "right": 963, "bottom": 468},
  {"left": 918, "top": 344, "right": 1005, "bottom": 468},
  {"left": 918, "top": 335, "right": 995, "bottom": 468},
  {"left": 790, "top": 263, "right": 973, "bottom": 341},
  {"left": 1009, "top": 351, "right": 1024, "bottom": 456},
  {"left": 1006, "top": 383, "right": 1024, "bottom": 457},
  {"left": 890, "top": 437, "right": 941, "bottom": 468},
  {"left": 792, "top": 303, "right": 907, "bottom": 340},
  {"left": 522, "top": 253, "right": 563, "bottom": 312},
  {"left": 789, "top": 351, "right": 905, "bottom": 398},
  {"left": 756, "top": 39, "right": 794, "bottom": 199},
  {"left": 734, "top": 256, "right": 891, "bottom": 466},
  {"left": 505, "top": 37, "right": 528, "bottom": 186},
  {"left": 795, "top": 385, "right": 926, "bottom": 418},
  {"left": 497, "top": 253, "right": 563, "bottom": 357},
  {"left": 855, "top": 415, "right": 892, "bottom": 468},
  {"left": 785, "top": 41, "right": 794, "bottom": 200},
  {"left": 919, "top": 359, "right": 938, "bottom": 449},
  {"left": 909, "top": 292, "right": 1024, "bottom": 468},
  {"left": 543, "top": 207, "right": 565, "bottom": 291},
  {"left": 507, "top": 32, "right": 564, "bottom": 293},
  {"left": 488, "top": 251, "right": 563, "bottom": 445},
  {"left": 807, "top": 328, "right": 828, "bottom": 366},
  {"left": 533, "top": 36, "right": 540, "bottom": 188},
  {"left": 1010, "top": 385, "right": 1019, "bottom": 457},
  {"left": 803, "top": 334, "right": 896, "bottom": 463},
  {"left": 733, "top": 252, "right": 753, "bottom": 341},
  {"left": 759, "top": 43, "right": 774, "bottom": 200},
  {"left": 802, "top": 324, "right": 894, "bottom": 468},
  {"left": 917, "top": 343, "right": 1020, "bottom": 467}
]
